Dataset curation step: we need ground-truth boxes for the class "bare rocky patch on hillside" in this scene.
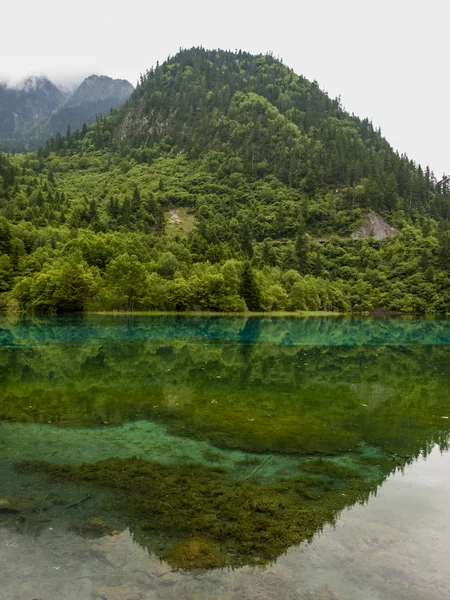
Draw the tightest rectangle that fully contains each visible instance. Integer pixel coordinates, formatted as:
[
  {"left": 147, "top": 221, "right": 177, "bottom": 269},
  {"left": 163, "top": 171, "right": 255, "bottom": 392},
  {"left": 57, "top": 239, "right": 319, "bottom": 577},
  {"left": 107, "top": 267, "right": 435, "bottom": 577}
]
[{"left": 351, "top": 213, "right": 397, "bottom": 241}]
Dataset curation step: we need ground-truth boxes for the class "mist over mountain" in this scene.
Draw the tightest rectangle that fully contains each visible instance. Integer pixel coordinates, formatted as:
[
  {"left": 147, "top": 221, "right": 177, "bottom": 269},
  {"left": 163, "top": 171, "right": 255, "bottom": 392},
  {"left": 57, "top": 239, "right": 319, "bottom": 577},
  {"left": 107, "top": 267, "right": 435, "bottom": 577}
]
[
  {"left": 0, "top": 74, "right": 133, "bottom": 151},
  {"left": 0, "top": 77, "right": 64, "bottom": 145}
]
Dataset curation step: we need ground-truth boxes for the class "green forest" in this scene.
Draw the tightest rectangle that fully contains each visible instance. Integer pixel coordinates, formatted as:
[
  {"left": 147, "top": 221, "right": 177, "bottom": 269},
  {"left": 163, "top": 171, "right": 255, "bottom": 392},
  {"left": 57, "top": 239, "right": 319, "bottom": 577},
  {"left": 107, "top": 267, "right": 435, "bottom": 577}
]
[{"left": 0, "top": 48, "right": 449, "bottom": 314}]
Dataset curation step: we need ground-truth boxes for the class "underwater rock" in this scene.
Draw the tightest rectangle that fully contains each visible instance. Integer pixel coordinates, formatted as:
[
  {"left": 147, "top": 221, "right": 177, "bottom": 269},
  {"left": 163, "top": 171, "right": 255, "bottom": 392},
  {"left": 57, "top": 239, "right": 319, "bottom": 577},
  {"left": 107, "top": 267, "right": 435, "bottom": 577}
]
[
  {"left": 71, "top": 517, "right": 113, "bottom": 537},
  {"left": 0, "top": 496, "right": 34, "bottom": 513},
  {"left": 164, "top": 537, "right": 223, "bottom": 570},
  {"left": 0, "top": 497, "right": 19, "bottom": 513}
]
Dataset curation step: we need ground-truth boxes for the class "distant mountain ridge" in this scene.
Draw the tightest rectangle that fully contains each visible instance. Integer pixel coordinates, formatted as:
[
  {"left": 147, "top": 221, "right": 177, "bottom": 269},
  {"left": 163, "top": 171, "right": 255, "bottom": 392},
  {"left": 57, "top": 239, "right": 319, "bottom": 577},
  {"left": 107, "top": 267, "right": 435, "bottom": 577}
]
[
  {"left": 0, "top": 74, "right": 133, "bottom": 151},
  {"left": 65, "top": 75, "right": 133, "bottom": 107}
]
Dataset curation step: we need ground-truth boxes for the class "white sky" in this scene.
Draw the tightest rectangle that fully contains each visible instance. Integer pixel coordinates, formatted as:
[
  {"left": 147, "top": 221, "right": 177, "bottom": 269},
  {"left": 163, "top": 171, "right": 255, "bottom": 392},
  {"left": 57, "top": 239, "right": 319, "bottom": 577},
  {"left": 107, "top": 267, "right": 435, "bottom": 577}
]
[{"left": 1, "top": 0, "right": 448, "bottom": 176}]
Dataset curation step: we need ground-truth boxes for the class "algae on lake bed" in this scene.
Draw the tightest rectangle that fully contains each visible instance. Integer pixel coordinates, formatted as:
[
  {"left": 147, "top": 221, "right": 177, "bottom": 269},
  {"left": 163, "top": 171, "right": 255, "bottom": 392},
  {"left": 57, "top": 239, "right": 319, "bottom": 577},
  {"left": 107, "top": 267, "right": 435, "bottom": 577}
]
[{"left": 18, "top": 454, "right": 395, "bottom": 569}]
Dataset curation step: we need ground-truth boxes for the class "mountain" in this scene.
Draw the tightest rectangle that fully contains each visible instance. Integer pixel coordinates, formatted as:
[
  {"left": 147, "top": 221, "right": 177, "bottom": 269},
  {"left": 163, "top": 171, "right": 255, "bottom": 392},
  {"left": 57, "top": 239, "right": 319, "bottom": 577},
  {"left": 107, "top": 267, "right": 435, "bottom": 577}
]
[
  {"left": 107, "top": 48, "right": 448, "bottom": 220},
  {"left": 0, "top": 48, "right": 449, "bottom": 315},
  {"left": 66, "top": 74, "right": 133, "bottom": 107},
  {"left": 0, "top": 74, "right": 133, "bottom": 151},
  {"left": 44, "top": 75, "right": 134, "bottom": 138},
  {"left": 0, "top": 77, "right": 65, "bottom": 148}
]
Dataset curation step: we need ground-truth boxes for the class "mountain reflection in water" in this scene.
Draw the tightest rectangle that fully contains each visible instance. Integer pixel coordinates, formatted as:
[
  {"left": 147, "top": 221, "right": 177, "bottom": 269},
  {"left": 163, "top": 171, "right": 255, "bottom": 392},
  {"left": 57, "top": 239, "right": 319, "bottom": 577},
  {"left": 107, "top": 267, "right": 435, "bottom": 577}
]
[{"left": 0, "top": 315, "right": 449, "bottom": 569}]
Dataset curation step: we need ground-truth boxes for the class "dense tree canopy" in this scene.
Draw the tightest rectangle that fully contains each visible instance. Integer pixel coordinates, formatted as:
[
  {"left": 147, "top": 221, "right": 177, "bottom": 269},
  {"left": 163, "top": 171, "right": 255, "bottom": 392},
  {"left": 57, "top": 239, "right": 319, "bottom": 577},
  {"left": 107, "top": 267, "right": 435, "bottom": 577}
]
[{"left": 0, "top": 48, "right": 449, "bottom": 313}]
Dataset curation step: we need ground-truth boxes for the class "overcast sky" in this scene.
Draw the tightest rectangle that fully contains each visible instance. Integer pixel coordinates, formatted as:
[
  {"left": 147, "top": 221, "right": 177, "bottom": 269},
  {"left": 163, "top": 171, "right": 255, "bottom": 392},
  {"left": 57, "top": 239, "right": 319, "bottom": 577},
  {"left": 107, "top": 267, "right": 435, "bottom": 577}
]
[{"left": 1, "top": 0, "right": 448, "bottom": 176}]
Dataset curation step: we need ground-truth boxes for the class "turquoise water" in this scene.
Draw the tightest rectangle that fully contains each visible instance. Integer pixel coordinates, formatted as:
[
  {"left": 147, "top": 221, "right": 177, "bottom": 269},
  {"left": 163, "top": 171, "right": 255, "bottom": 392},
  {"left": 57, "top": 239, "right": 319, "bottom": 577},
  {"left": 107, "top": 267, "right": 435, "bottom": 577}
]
[{"left": 1, "top": 315, "right": 450, "bottom": 597}]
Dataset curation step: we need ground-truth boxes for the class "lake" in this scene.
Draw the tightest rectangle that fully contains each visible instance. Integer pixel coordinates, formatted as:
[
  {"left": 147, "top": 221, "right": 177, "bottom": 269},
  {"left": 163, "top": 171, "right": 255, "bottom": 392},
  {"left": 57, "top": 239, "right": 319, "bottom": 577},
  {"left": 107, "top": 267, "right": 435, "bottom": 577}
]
[{"left": 0, "top": 315, "right": 449, "bottom": 599}]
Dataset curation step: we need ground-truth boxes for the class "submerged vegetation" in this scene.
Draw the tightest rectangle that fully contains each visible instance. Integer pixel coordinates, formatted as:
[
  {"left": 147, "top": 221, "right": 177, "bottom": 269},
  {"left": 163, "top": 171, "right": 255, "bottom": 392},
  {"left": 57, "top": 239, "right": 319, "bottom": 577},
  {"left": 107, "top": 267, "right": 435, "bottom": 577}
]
[
  {"left": 0, "top": 48, "right": 449, "bottom": 314},
  {"left": 18, "top": 454, "right": 394, "bottom": 569},
  {"left": 1, "top": 315, "right": 450, "bottom": 568}
]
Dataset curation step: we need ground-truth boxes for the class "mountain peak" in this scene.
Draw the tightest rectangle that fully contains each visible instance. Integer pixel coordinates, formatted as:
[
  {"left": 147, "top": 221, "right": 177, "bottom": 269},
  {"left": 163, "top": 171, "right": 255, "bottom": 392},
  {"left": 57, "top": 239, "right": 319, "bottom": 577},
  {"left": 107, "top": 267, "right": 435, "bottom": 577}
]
[
  {"left": 66, "top": 75, "right": 133, "bottom": 108},
  {"left": 22, "top": 75, "right": 53, "bottom": 89},
  {"left": 0, "top": 75, "right": 60, "bottom": 93}
]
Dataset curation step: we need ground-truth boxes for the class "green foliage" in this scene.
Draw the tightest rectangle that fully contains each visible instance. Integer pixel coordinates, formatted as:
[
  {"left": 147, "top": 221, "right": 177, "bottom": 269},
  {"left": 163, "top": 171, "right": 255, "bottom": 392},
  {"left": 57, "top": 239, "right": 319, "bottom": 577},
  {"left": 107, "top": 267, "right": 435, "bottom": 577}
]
[
  {"left": 0, "top": 48, "right": 449, "bottom": 314},
  {"left": 240, "top": 262, "right": 261, "bottom": 310},
  {"left": 13, "top": 252, "right": 97, "bottom": 313},
  {"left": 99, "top": 253, "right": 149, "bottom": 310}
]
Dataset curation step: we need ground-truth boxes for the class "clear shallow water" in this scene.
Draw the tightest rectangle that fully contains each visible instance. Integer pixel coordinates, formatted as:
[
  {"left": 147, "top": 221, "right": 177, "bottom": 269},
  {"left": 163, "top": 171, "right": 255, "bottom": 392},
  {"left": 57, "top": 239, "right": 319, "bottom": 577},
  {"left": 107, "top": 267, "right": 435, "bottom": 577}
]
[{"left": 1, "top": 315, "right": 450, "bottom": 598}]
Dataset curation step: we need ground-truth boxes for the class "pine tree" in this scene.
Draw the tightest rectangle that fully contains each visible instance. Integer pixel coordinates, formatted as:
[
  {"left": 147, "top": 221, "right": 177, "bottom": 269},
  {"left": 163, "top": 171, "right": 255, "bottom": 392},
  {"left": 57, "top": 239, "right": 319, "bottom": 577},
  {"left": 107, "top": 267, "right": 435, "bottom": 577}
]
[
  {"left": 240, "top": 221, "right": 254, "bottom": 257},
  {"left": 240, "top": 262, "right": 261, "bottom": 311},
  {"left": 295, "top": 229, "right": 310, "bottom": 273},
  {"left": 132, "top": 187, "right": 141, "bottom": 213}
]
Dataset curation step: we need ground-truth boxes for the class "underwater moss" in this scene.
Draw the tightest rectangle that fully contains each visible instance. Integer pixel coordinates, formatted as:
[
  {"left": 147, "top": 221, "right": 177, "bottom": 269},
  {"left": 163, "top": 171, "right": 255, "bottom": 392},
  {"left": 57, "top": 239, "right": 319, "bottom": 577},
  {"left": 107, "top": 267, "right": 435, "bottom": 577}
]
[
  {"left": 200, "top": 448, "right": 225, "bottom": 463},
  {"left": 298, "top": 458, "right": 364, "bottom": 479},
  {"left": 163, "top": 537, "right": 223, "bottom": 570},
  {"left": 18, "top": 455, "right": 392, "bottom": 569}
]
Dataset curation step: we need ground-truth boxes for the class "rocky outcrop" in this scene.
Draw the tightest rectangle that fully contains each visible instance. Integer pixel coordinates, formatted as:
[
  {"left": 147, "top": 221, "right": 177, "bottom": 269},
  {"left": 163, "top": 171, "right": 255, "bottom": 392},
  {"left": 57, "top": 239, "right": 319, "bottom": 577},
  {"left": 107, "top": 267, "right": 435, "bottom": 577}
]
[{"left": 351, "top": 213, "right": 397, "bottom": 241}]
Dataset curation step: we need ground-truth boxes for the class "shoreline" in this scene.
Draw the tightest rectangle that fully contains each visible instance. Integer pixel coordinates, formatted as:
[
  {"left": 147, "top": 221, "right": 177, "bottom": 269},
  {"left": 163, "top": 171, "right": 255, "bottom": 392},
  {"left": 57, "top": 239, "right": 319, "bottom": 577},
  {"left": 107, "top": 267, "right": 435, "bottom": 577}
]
[{"left": 1, "top": 309, "right": 446, "bottom": 321}]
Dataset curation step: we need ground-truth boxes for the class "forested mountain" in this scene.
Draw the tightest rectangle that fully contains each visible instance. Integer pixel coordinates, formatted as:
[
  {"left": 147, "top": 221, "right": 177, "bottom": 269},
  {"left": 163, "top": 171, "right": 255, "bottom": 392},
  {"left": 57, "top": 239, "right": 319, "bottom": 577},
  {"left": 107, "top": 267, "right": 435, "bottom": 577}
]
[
  {"left": 116, "top": 49, "right": 449, "bottom": 218},
  {"left": 0, "top": 75, "right": 133, "bottom": 151},
  {"left": 0, "top": 48, "right": 449, "bottom": 314}
]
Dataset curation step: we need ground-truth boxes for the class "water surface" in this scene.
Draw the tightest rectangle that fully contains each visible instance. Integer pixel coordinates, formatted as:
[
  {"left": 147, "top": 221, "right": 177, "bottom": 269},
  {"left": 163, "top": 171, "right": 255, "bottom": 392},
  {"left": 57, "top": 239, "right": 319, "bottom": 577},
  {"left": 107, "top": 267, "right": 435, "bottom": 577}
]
[{"left": 1, "top": 315, "right": 449, "bottom": 598}]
